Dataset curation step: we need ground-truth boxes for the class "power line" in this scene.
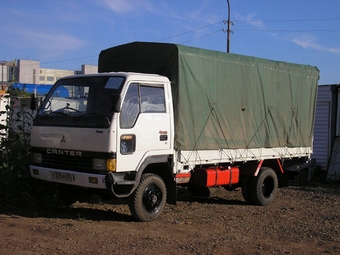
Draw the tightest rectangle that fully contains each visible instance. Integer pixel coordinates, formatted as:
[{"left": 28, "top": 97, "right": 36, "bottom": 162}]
[
  {"left": 19, "top": 23, "right": 225, "bottom": 67},
  {"left": 180, "top": 29, "right": 223, "bottom": 44},
  {"left": 235, "top": 29, "right": 340, "bottom": 32},
  {"left": 236, "top": 18, "right": 340, "bottom": 23},
  {"left": 10, "top": 18, "right": 340, "bottom": 69},
  {"left": 41, "top": 55, "right": 98, "bottom": 65},
  {"left": 156, "top": 20, "right": 223, "bottom": 42},
  {"left": 157, "top": 17, "right": 340, "bottom": 45}
]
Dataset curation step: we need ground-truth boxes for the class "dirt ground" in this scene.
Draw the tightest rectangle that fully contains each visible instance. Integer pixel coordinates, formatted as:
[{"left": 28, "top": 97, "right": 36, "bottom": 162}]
[{"left": 0, "top": 183, "right": 340, "bottom": 255}]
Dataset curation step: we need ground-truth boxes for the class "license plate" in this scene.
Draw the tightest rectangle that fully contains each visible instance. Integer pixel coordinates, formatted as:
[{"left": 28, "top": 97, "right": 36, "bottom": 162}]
[{"left": 51, "top": 171, "right": 74, "bottom": 182}]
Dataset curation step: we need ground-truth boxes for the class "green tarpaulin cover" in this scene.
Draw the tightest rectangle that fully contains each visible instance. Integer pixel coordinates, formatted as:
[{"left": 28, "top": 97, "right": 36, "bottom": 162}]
[{"left": 99, "top": 42, "right": 319, "bottom": 151}]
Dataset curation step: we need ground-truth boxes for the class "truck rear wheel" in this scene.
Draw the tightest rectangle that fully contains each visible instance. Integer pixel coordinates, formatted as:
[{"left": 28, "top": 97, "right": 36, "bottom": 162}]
[
  {"left": 128, "top": 173, "right": 167, "bottom": 222},
  {"left": 251, "top": 167, "right": 278, "bottom": 206}
]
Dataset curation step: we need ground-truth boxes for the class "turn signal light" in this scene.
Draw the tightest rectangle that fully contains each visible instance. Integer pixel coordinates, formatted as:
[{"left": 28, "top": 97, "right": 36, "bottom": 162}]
[
  {"left": 107, "top": 159, "right": 116, "bottom": 172},
  {"left": 120, "top": 134, "right": 136, "bottom": 154}
]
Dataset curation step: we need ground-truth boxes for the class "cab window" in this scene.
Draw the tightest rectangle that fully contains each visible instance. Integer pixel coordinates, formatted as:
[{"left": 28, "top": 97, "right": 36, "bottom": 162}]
[{"left": 120, "top": 84, "right": 165, "bottom": 129}]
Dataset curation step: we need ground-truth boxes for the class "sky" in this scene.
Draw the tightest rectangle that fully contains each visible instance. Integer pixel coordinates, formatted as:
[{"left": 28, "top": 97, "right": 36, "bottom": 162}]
[{"left": 1, "top": 0, "right": 340, "bottom": 85}]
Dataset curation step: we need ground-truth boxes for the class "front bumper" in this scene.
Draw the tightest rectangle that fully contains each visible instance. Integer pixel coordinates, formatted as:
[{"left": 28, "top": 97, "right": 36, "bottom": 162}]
[{"left": 30, "top": 165, "right": 107, "bottom": 189}]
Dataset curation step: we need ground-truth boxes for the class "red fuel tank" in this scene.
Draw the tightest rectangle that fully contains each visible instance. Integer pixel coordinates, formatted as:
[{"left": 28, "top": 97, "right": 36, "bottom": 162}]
[{"left": 191, "top": 166, "right": 239, "bottom": 187}]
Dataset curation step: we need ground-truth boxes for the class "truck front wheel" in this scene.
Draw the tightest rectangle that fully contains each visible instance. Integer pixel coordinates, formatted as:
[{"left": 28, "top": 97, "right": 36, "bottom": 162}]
[
  {"left": 128, "top": 173, "right": 167, "bottom": 222},
  {"left": 251, "top": 167, "right": 278, "bottom": 206}
]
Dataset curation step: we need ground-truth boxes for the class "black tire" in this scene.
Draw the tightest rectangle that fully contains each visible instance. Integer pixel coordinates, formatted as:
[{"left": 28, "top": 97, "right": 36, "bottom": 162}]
[
  {"left": 241, "top": 175, "right": 255, "bottom": 204},
  {"left": 250, "top": 167, "right": 278, "bottom": 206},
  {"left": 128, "top": 173, "right": 167, "bottom": 222}
]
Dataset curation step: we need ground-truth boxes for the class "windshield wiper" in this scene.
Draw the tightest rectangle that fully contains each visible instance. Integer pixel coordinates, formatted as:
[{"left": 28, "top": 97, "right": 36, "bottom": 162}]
[
  {"left": 36, "top": 111, "right": 66, "bottom": 119},
  {"left": 73, "top": 112, "right": 104, "bottom": 118},
  {"left": 73, "top": 112, "right": 111, "bottom": 125}
]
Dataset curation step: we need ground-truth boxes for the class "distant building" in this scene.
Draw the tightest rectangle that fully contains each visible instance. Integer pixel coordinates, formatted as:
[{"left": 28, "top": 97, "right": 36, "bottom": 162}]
[
  {"left": 39, "top": 68, "right": 74, "bottom": 85},
  {"left": 1, "top": 59, "right": 98, "bottom": 89},
  {"left": 81, "top": 64, "right": 98, "bottom": 74},
  {"left": 312, "top": 84, "right": 340, "bottom": 180},
  {"left": 17, "top": 60, "right": 40, "bottom": 84},
  {"left": 0, "top": 60, "right": 15, "bottom": 90}
]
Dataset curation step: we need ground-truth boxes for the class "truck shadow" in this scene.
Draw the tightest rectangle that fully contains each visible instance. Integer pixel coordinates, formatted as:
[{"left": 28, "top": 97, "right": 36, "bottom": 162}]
[
  {"left": 1, "top": 187, "right": 249, "bottom": 222},
  {"left": 176, "top": 186, "right": 247, "bottom": 206},
  {"left": 1, "top": 200, "right": 133, "bottom": 222},
  {"left": 54, "top": 206, "right": 132, "bottom": 222}
]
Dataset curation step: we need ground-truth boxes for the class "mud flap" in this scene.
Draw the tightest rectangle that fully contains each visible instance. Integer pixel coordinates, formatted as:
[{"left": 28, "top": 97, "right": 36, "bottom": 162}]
[{"left": 165, "top": 178, "right": 177, "bottom": 205}]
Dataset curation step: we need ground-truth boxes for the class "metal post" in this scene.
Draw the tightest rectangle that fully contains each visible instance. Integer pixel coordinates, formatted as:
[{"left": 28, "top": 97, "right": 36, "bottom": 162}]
[
  {"left": 1, "top": 61, "right": 4, "bottom": 90},
  {"left": 34, "top": 84, "right": 41, "bottom": 98},
  {"left": 226, "top": 0, "right": 231, "bottom": 53}
]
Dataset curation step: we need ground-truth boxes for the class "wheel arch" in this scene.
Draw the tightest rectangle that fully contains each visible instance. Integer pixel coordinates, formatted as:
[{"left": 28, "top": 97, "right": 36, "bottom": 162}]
[
  {"left": 239, "top": 159, "right": 288, "bottom": 187},
  {"left": 261, "top": 159, "right": 287, "bottom": 187},
  {"left": 135, "top": 155, "right": 176, "bottom": 204}
]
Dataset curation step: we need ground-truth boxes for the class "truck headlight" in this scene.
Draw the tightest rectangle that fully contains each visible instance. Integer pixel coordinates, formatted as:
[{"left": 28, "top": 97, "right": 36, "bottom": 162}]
[
  {"left": 93, "top": 159, "right": 116, "bottom": 172},
  {"left": 32, "top": 153, "right": 42, "bottom": 164},
  {"left": 93, "top": 159, "right": 105, "bottom": 170}
]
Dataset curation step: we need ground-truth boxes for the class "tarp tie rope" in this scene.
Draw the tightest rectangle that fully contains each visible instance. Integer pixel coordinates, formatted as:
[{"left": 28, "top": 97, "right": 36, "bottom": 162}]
[
  {"left": 186, "top": 108, "right": 213, "bottom": 162},
  {"left": 293, "top": 109, "right": 308, "bottom": 148},
  {"left": 267, "top": 108, "right": 283, "bottom": 148},
  {"left": 209, "top": 103, "right": 236, "bottom": 162},
  {"left": 245, "top": 111, "right": 268, "bottom": 149}
]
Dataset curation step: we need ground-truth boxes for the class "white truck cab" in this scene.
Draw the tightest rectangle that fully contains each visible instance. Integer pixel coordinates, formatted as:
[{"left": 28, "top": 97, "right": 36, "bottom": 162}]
[{"left": 30, "top": 72, "right": 176, "bottom": 221}]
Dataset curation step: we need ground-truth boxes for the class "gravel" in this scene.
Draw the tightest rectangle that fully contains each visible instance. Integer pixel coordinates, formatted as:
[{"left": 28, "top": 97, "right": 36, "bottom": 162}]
[{"left": 0, "top": 183, "right": 339, "bottom": 255}]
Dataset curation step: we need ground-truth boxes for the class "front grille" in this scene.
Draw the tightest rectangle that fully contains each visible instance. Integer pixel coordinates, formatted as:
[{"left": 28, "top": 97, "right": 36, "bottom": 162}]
[
  {"left": 42, "top": 154, "right": 93, "bottom": 172},
  {"left": 31, "top": 147, "right": 116, "bottom": 174}
]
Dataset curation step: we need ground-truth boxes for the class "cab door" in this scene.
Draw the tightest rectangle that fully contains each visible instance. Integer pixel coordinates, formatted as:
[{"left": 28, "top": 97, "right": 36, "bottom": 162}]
[{"left": 116, "top": 82, "right": 171, "bottom": 172}]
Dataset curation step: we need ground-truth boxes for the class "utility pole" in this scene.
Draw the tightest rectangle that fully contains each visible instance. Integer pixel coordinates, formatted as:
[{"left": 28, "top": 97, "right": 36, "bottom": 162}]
[
  {"left": 223, "top": 0, "right": 234, "bottom": 53},
  {"left": 226, "top": 0, "right": 231, "bottom": 53}
]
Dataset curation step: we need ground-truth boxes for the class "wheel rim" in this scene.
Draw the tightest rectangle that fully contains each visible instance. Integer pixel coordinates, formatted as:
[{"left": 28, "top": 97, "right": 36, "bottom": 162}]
[
  {"left": 262, "top": 176, "right": 274, "bottom": 198},
  {"left": 142, "top": 183, "right": 163, "bottom": 213}
]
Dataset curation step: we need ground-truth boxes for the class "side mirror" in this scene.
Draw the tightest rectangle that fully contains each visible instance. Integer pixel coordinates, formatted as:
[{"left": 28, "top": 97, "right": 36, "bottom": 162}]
[
  {"left": 111, "top": 94, "right": 121, "bottom": 112},
  {"left": 30, "top": 94, "right": 36, "bottom": 110}
]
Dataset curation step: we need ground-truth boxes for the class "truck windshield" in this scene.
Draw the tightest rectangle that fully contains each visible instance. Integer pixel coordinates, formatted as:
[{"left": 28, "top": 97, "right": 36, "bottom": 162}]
[{"left": 34, "top": 76, "right": 125, "bottom": 128}]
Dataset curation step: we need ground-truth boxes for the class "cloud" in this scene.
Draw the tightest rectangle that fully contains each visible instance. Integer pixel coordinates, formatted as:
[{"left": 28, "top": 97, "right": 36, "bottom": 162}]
[
  {"left": 14, "top": 30, "right": 87, "bottom": 58},
  {"left": 233, "top": 12, "right": 265, "bottom": 28},
  {"left": 102, "top": 0, "right": 151, "bottom": 13},
  {"left": 290, "top": 34, "right": 340, "bottom": 55}
]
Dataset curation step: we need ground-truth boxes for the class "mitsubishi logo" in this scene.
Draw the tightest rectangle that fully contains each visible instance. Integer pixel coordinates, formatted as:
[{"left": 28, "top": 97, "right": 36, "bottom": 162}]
[{"left": 61, "top": 135, "right": 66, "bottom": 143}]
